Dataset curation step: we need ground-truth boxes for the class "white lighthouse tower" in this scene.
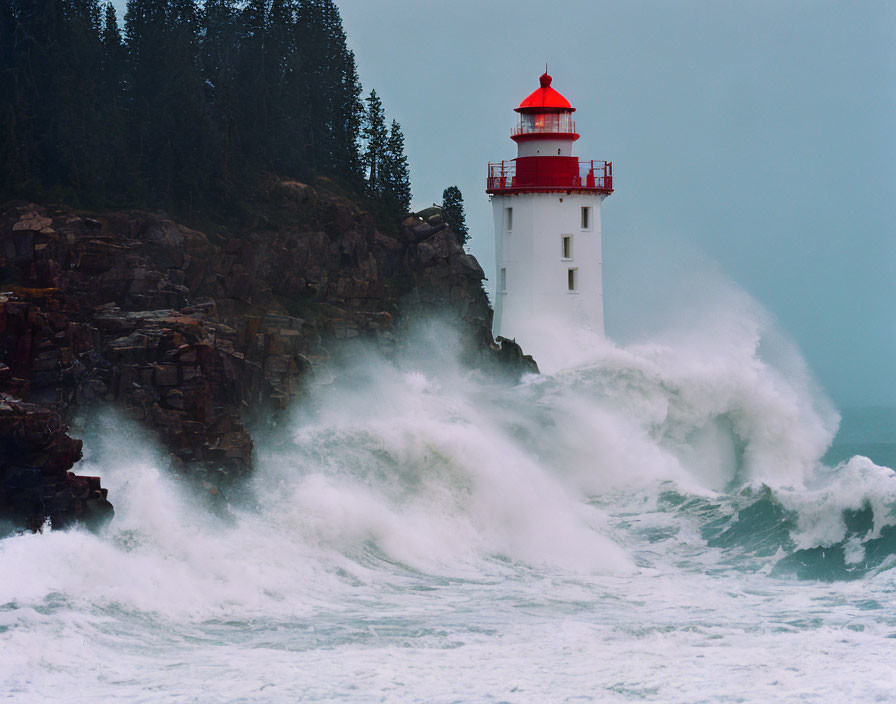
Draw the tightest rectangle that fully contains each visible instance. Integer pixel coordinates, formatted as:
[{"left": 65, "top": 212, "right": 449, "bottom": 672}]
[{"left": 487, "top": 71, "right": 613, "bottom": 355}]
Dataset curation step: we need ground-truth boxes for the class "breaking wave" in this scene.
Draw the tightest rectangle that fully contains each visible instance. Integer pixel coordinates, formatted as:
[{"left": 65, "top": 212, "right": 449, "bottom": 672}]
[{"left": 2, "top": 268, "right": 895, "bottom": 701}]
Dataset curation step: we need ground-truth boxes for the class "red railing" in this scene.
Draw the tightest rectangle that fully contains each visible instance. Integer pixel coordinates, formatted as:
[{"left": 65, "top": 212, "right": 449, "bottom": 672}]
[{"left": 486, "top": 159, "right": 613, "bottom": 192}]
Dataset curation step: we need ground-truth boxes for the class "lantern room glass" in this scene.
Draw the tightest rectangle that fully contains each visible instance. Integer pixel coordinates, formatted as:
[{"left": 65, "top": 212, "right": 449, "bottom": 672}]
[{"left": 516, "top": 112, "right": 575, "bottom": 135}]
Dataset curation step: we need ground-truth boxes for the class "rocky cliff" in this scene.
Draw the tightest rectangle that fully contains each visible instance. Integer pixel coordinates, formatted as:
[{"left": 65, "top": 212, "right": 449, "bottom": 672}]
[{"left": 0, "top": 180, "right": 535, "bottom": 530}]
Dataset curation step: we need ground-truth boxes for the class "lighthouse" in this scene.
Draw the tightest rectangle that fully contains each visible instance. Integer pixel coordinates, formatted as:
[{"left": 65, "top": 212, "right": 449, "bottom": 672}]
[{"left": 487, "top": 71, "right": 613, "bottom": 354}]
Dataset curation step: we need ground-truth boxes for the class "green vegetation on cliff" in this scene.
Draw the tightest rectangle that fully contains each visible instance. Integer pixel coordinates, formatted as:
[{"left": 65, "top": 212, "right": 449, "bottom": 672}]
[{"left": 0, "top": 0, "right": 412, "bottom": 223}]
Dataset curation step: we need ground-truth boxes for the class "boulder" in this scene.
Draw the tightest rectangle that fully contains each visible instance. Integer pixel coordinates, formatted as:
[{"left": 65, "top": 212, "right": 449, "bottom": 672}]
[{"left": 0, "top": 393, "right": 112, "bottom": 531}]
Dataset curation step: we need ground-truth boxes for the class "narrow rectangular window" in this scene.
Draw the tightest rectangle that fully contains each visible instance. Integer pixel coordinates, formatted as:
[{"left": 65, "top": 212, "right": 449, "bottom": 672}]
[
  {"left": 581, "top": 207, "right": 591, "bottom": 230},
  {"left": 568, "top": 268, "right": 578, "bottom": 291},
  {"left": 505, "top": 207, "right": 513, "bottom": 232},
  {"left": 561, "top": 235, "right": 572, "bottom": 259},
  {"left": 500, "top": 267, "right": 507, "bottom": 293}
]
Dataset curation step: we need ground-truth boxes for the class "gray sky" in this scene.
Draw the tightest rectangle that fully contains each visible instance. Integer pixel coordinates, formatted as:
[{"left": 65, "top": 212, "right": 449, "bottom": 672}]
[
  {"left": 336, "top": 0, "right": 895, "bottom": 407},
  {"left": 112, "top": 0, "right": 894, "bottom": 406}
]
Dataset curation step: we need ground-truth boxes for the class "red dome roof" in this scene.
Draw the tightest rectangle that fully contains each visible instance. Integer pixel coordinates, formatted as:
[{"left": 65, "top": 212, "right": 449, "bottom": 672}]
[{"left": 516, "top": 72, "right": 575, "bottom": 113}]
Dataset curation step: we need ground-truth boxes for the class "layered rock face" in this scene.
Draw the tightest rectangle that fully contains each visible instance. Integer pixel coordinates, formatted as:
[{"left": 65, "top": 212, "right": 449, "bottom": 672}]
[
  {"left": 0, "top": 394, "right": 111, "bottom": 531},
  {"left": 0, "top": 181, "right": 535, "bottom": 529}
]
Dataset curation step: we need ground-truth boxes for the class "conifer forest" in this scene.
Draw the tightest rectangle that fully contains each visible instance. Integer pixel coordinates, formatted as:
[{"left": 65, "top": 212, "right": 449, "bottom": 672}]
[{"left": 0, "top": 0, "right": 413, "bottom": 221}]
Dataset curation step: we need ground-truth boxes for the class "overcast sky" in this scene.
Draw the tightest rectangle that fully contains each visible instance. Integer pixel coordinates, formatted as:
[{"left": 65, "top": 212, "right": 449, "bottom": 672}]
[
  {"left": 111, "top": 0, "right": 894, "bottom": 406},
  {"left": 335, "top": 0, "right": 895, "bottom": 407}
]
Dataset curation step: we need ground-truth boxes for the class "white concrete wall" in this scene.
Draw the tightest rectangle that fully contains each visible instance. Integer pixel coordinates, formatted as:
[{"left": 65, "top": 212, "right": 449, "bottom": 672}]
[
  {"left": 492, "top": 191, "right": 606, "bottom": 355},
  {"left": 516, "top": 138, "right": 575, "bottom": 158}
]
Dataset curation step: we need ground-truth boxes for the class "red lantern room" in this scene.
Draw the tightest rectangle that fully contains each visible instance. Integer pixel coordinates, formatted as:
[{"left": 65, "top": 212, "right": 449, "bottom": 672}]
[
  {"left": 487, "top": 72, "right": 613, "bottom": 194},
  {"left": 512, "top": 72, "right": 579, "bottom": 142}
]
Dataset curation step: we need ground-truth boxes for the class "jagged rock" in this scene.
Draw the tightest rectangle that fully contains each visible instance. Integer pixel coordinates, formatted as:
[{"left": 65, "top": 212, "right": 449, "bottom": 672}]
[
  {"left": 0, "top": 183, "right": 535, "bottom": 528},
  {"left": 415, "top": 206, "right": 442, "bottom": 221},
  {"left": 495, "top": 336, "right": 540, "bottom": 376},
  {"left": 450, "top": 253, "right": 486, "bottom": 279},
  {"left": 12, "top": 212, "right": 53, "bottom": 233},
  {"left": 0, "top": 393, "right": 112, "bottom": 531}
]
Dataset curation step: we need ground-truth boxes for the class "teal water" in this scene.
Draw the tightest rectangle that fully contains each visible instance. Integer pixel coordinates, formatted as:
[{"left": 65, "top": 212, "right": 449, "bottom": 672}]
[{"left": 824, "top": 406, "right": 896, "bottom": 470}]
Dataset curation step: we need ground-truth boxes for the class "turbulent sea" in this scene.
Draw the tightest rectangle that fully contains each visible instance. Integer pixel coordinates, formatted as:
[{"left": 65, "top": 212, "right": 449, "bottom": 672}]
[{"left": 2, "top": 297, "right": 896, "bottom": 702}]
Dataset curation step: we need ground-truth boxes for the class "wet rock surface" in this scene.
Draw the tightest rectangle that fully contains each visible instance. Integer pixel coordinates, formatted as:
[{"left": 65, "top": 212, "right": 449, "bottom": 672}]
[
  {"left": 0, "top": 183, "right": 534, "bottom": 528},
  {"left": 0, "top": 393, "right": 112, "bottom": 531}
]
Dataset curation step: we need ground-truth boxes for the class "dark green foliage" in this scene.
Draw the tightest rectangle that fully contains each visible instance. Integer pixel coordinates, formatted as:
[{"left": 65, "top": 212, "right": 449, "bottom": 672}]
[
  {"left": 0, "top": 2, "right": 18, "bottom": 196},
  {"left": 383, "top": 120, "right": 411, "bottom": 214},
  {"left": 362, "top": 93, "right": 411, "bottom": 214},
  {"left": 362, "top": 90, "right": 388, "bottom": 194},
  {"left": 293, "top": 0, "right": 363, "bottom": 175},
  {"left": 0, "top": 0, "right": 411, "bottom": 223},
  {"left": 125, "top": 0, "right": 209, "bottom": 213},
  {"left": 442, "top": 185, "right": 469, "bottom": 245},
  {"left": 2, "top": 0, "right": 108, "bottom": 204}
]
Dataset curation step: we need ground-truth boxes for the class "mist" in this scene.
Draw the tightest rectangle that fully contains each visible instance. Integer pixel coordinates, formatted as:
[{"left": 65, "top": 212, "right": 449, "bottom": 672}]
[{"left": 332, "top": 0, "right": 895, "bottom": 407}]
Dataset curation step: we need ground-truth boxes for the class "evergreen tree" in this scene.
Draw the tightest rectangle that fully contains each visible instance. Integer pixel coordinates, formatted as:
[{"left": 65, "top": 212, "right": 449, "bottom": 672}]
[
  {"left": 292, "top": 0, "right": 362, "bottom": 178},
  {"left": 332, "top": 47, "right": 364, "bottom": 179},
  {"left": 125, "top": 0, "right": 171, "bottom": 201},
  {"left": 0, "top": 3, "right": 12, "bottom": 78},
  {"left": 362, "top": 89, "right": 387, "bottom": 194},
  {"left": 101, "top": 2, "right": 122, "bottom": 50},
  {"left": 266, "top": 0, "right": 299, "bottom": 174},
  {"left": 0, "top": 0, "right": 390, "bottom": 222},
  {"left": 97, "top": 3, "right": 128, "bottom": 200},
  {"left": 442, "top": 186, "right": 469, "bottom": 245},
  {"left": 383, "top": 120, "right": 411, "bottom": 214},
  {"left": 317, "top": 0, "right": 362, "bottom": 178},
  {"left": 200, "top": 0, "right": 242, "bottom": 186},
  {"left": 126, "top": 0, "right": 208, "bottom": 212},
  {"left": 100, "top": 2, "right": 126, "bottom": 88},
  {"left": 2, "top": 0, "right": 107, "bottom": 203},
  {"left": 57, "top": 0, "right": 106, "bottom": 199},
  {"left": 0, "top": 0, "right": 19, "bottom": 196},
  {"left": 235, "top": 0, "right": 270, "bottom": 169}
]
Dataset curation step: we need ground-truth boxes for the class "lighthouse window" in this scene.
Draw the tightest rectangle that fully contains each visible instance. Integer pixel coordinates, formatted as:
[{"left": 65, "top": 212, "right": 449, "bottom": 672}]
[
  {"left": 561, "top": 235, "right": 572, "bottom": 260},
  {"left": 500, "top": 268, "right": 507, "bottom": 293},
  {"left": 505, "top": 207, "right": 513, "bottom": 232},
  {"left": 568, "top": 268, "right": 578, "bottom": 292},
  {"left": 581, "top": 207, "right": 592, "bottom": 230}
]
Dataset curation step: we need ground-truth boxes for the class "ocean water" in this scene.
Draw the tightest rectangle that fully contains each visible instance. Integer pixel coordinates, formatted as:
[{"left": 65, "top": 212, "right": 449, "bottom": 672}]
[{"left": 2, "top": 306, "right": 895, "bottom": 702}]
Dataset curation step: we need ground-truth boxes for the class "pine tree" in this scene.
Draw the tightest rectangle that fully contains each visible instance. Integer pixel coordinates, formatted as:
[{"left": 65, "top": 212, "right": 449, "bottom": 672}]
[
  {"left": 235, "top": 0, "right": 271, "bottom": 170},
  {"left": 0, "top": 0, "right": 375, "bottom": 219},
  {"left": 126, "top": 0, "right": 208, "bottom": 212},
  {"left": 97, "top": 2, "right": 128, "bottom": 202},
  {"left": 0, "top": 0, "right": 59, "bottom": 197},
  {"left": 266, "top": 0, "right": 299, "bottom": 174},
  {"left": 0, "top": 1, "right": 19, "bottom": 196},
  {"left": 442, "top": 186, "right": 469, "bottom": 245},
  {"left": 2, "top": 0, "right": 107, "bottom": 202},
  {"left": 201, "top": 0, "right": 241, "bottom": 186},
  {"left": 291, "top": 0, "right": 360, "bottom": 178},
  {"left": 100, "top": 2, "right": 126, "bottom": 86},
  {"left": 58, "top": 0, "right": 106, "bottom": 199},
  {"left": 383, "top": 120, "right": 411, "bottom": 213},
  {"left": 332, "top": 47, "right": 364, "bottom": 180},
  {"left": 317, "top": 0, "right": 362, "bottom": 178},
  {"left": 125, "top": 0, "right": 171, "bottom": 200},
  {"left": 362, "top": 90, "right": 387, "bottom": 194}
]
